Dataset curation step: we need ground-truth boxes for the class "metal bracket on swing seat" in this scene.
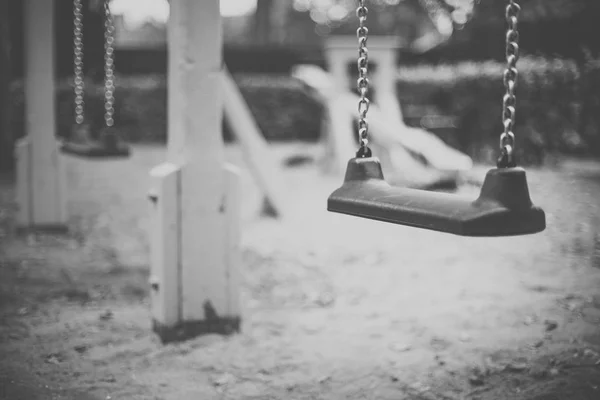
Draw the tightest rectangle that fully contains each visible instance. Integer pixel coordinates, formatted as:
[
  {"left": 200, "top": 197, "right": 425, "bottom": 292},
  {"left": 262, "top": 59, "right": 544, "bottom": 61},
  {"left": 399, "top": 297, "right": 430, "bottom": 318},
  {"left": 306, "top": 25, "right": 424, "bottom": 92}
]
[{"left": 327, "top": 157, "right": 546, "bottom": 237}]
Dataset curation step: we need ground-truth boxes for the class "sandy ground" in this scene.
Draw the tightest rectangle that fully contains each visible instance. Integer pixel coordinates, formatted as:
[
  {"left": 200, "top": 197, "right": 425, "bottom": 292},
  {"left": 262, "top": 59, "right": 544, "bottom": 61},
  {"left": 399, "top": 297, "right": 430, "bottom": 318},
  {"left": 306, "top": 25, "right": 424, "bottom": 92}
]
[{"left": 1, "top": 143, "right": 600, "bottom": 400}]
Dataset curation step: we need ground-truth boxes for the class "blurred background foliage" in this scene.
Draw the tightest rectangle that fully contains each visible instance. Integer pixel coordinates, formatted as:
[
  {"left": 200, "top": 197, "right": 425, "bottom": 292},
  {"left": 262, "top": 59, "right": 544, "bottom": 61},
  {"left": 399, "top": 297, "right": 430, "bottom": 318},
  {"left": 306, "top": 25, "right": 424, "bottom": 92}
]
[{"left": 2, "top": 0, "right": 600, "bottom": 171}]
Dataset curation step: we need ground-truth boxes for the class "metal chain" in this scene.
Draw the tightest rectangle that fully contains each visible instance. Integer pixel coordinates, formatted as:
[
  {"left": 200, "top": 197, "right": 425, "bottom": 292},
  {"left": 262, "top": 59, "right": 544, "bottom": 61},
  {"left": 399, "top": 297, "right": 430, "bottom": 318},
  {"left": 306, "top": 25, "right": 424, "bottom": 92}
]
[
  {"left": 73, "top": 0, "right": 85, "bottom": 125},
  {"left": 104, "top": 0, "right": 116, "bottom": 128},
  {"left": 356, "top": 0, "right": 371, "bottom": 158},
  {"left": 498, "top": 0, "right": 520, "bottom": 168}
]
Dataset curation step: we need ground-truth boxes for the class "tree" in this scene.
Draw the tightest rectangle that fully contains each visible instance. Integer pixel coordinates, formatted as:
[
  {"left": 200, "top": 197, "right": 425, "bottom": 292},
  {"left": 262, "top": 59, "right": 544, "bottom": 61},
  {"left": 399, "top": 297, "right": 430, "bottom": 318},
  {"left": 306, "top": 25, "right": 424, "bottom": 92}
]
[{"left": 246, "top": 0, "right": 475, "bottom": 48}]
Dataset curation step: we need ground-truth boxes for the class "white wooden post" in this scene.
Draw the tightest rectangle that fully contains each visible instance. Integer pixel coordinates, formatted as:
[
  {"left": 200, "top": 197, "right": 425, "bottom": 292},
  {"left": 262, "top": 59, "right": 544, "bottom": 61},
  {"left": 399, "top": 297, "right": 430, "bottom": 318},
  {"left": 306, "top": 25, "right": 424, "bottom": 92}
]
[
  {"left": 324, "top": 42, "right": 357, "bottom": 175},
  {"left": 15, "top": 0, "right": 67, "bottom": 231},
  {"left": 149, "top": 0, "right": 242, "bottom": 343},
  {"left": 371, "top": 48, "right": 405, "bottom": 128}
]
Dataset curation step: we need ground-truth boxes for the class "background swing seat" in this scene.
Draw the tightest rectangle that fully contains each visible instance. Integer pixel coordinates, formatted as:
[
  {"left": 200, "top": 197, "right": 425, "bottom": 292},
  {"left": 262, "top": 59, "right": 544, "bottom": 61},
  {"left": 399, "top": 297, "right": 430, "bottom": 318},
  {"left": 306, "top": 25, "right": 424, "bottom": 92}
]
[
  {"left": 60, "top": 140, "right": 131, "bottom": 159},
  {"left": 328, "top": 157, "right": 546, "bottom": 237},
  {"left": 60, "top": 124, "right": 131, "bottom": 159}
]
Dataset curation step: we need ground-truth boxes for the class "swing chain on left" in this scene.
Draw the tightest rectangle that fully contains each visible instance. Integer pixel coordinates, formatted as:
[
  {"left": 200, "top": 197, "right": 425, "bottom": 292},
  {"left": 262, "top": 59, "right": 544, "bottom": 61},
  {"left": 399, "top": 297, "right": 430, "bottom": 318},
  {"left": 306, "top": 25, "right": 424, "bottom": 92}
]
[
  {"left": 103, "top": 0, "right": 116, "bottom": 128},
  {"left": 498, "top": 0, "right": 520, "bottom": 168},
  {"left": 73, "top": 0, "right": 85, "bottom": 125}
]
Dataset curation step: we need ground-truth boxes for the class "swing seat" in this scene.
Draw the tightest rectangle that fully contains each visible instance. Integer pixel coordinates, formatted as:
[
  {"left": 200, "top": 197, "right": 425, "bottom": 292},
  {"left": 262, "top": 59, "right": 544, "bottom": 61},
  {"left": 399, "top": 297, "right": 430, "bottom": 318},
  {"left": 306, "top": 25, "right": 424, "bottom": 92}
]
[
  {"left": 328, "top": 157, "right": 546, "bottom": 237},
  {"left": 60, "top": 140, "right": 131, "bottom": 159},
  {"left": 60, "top": 125, "right": 131, "bottom": 159}
]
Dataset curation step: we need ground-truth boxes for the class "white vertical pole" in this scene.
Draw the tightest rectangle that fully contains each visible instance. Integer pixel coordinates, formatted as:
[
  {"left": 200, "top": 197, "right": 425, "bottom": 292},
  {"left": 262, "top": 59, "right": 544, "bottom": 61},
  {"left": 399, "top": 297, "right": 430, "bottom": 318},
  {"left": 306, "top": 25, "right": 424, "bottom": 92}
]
[
  {"left": 372, "top": 49, "right": 405, "bottom": 128},
  {"left": 16, "top": 0, "right": 67, "bottom": 230},
  {"left": 150, "top": 0, "right": 241, "bottom": 342},
  {"left": 324, "top": 46, "right": 357, "bottom": 174},
  {"left": 167, "top": 0, "right": 223, "bottom": 166},
  {"left": 327, "top": 52, "right": 349, "bottom": 91}
]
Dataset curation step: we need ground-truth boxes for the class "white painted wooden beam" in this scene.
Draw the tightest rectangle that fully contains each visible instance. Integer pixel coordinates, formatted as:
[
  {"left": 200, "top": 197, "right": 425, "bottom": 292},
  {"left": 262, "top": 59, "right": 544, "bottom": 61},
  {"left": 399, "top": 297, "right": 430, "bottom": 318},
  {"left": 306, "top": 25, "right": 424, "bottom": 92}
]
[
  {"left": 221, "top": 69, "right": 289, "bottom": 218},
  {"left": 149, "top": 163, "right": 181, "bottom": 329},
  {"left": 150, "top": 0, "right": 241, "bottom": 342},
  {"left": 322, "top": 46, "right": 357, "bottom": 175},
  {"left": 16, "top": 0, "right": 67, "bottom": 231}
]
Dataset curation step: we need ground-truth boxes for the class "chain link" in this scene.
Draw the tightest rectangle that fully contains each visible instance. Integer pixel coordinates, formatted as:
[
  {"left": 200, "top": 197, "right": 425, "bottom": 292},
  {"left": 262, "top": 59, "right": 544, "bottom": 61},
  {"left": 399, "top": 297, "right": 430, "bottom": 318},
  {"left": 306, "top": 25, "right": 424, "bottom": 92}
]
[
  {"left": 73, "top": 0, "right": 85, "bottom": 125},
  {"left": 72, "top": 0, "right": 115, "bottom": 128},
  {"left": 498, "top": 0, "right": 520, "bottom": 168},
  {"left": 104, "top": 0, "right": 116, "bottom": 127},
  {"left": 356, "top": 0, "right": 371, "bottom": 158}
]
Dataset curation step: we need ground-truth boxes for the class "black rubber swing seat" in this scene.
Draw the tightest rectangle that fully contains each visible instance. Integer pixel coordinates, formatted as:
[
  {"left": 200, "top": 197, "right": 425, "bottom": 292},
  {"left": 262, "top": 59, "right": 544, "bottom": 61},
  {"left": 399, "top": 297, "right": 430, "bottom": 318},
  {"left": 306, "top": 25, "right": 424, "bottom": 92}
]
[
  {"left": 60, "top": 140, "right": 130, "bottom": 159},
  {"left": 60, "top": 125, "right": 131, "bottom": 159},
  {"left": 327, "top": 157, "right": 546, "bottom": 237}
]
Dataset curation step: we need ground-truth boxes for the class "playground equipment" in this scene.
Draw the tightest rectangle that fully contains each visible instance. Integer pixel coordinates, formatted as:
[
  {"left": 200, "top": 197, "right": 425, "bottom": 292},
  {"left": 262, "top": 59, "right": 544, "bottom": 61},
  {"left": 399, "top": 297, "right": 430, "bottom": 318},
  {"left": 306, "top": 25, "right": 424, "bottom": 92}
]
[
  {"left": 299, "top": 34, "right": 472, "bottom": 188},
  {"left": 321, "top": 35, "right": 404, "bottom": 176},
  {"left": 15, "top": 0, "right": 287, "bottom": 342},
  {"left": 292, "top": 65, "right": 472, "bottom": 188},
  {"left": 13, "top": 0, "right": 545, "bottom": 345},
  {"left": 15, "top": 0, "right": 68, "bottom": 230},
  {"left": 14, "top": 0, "right": 244, "bottom": 341},
  {"left": 148, "top": 0, "right": 242, "bottom": 343},
  {"left": 59, "top": 0, "right": 130, "bottom": 159},
  {"left": 328, "top": 0, "right": 545, "bottom": 236}
]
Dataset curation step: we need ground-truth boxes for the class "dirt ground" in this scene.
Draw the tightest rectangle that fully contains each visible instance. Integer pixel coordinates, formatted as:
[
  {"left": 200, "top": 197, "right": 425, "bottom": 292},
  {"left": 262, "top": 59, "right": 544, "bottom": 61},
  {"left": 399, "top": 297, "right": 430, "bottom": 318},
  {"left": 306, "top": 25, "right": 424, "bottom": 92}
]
[{"left": 1, "top": 144, "right": 600, "bottom": 400}]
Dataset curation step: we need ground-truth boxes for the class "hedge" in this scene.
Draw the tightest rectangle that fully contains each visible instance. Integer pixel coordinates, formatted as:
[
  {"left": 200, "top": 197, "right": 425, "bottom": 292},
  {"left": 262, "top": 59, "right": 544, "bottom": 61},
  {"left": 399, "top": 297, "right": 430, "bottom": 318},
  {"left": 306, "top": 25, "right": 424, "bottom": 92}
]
[
  {"left": 396, "top": 57, "right": 589, "bottom": 164},
  {"left": 580, "top": 54, "right": 600, "bottom": 155},
  {"left": 7, "top": 74, "right": 325, "bottom": 144},
  {"left": 6, "top": 57, "right": 600, "bottom": 165}
]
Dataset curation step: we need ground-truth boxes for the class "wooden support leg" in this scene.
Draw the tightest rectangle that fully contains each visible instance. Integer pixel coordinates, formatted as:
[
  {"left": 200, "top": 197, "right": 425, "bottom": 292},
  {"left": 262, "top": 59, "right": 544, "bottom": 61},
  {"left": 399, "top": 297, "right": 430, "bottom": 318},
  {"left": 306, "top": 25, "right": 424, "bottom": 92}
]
[
  {"left": 150, "top": 0, "right": 242, "bottom": 343},
  {"left": 149, "top": 163, "right": 242, "bottom": 343},
  {"left": 16, "top": 0, "right": 67, "bottom": 232},
  {"left": 149, "top": 163, "right": 180, "bottom": 331}
]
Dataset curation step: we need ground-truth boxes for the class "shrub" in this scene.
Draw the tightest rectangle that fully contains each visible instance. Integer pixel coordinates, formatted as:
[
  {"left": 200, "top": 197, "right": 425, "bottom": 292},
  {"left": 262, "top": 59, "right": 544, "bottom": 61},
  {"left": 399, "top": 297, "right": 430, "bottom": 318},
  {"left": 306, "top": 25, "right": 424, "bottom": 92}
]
[
  {"left": 6, "top": 58, "right": 598, "bottom": 166},
  {"left": 231, "top": 74, "right": 324, "bottom": 142},
  {"left": 396, "top": 57, "right": 585, "bottom": 164},
  {"left": 580, "top": 53, "right": 600, "bottom": 156},
  {"left": 7, "top": 74, "right": 324, "bottom": 144}
]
